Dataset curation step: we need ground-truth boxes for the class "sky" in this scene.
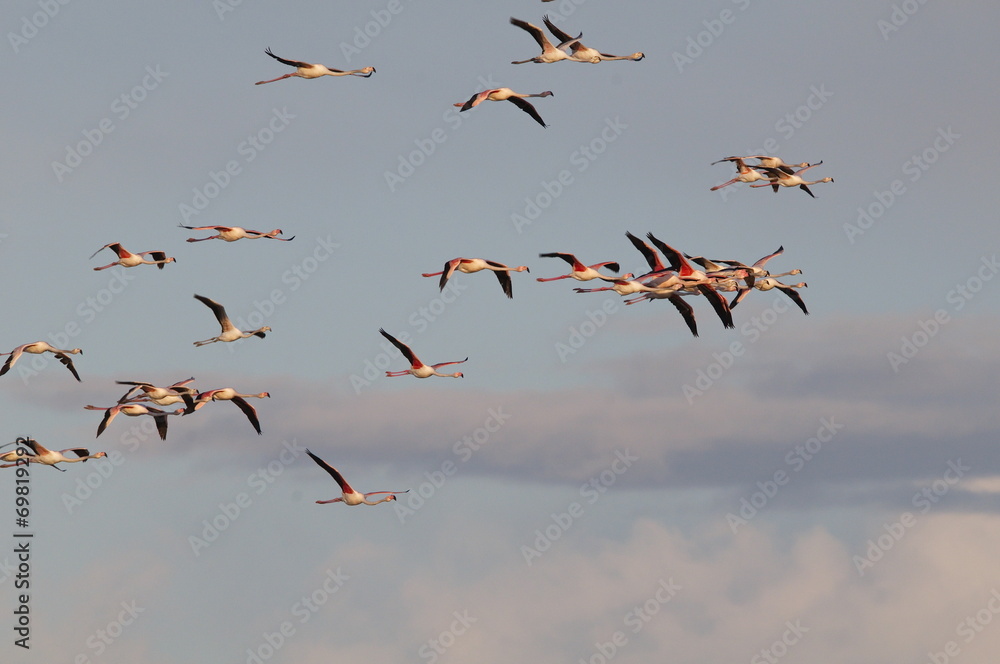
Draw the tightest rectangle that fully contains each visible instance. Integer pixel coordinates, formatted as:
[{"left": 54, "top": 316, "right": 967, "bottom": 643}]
[{"left": 3, "top": 1, "right": 1000, "bottom": 663}]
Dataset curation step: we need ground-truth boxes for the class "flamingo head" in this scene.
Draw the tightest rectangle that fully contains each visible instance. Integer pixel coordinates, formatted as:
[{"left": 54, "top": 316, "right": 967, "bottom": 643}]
[{"left": 630, "top": 52, "right": 645, "bottom": 60}]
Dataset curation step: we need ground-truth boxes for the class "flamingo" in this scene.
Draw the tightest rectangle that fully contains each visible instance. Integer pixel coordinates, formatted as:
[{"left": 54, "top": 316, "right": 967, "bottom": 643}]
[
  {"left": 90, "top": 243, "right": 175, "bottom": 270},
  {"left": 190, "top": 388, "right": 270, "bottom": 435},
  {"left": 379, "top": 329, "right": 466, "bottom": 378},
  {"left": 751, "top": 161, "right": 834, "bottom": 197},
  {"left": 710, "top": 157, "right": 770, "bottom": 191},
  {"left": 0, "top": 342, "right": 82, "bottom": 381},
  {"left": 541, "top": 15, "right": 644, "bottom": 63},
  {"left": 117, "top": 378, "right": 198, "bottom": 410},
  {"left": 179, "top": 225, "right": 295, "bottom": 242},
  {"left": 84, "top": 404, "right": 184, "bottom": 441},
  {"left": 192, "top": 294, "right": 270, "bottom": 346},
  {"left": 731, "top": 279, "right": 809, "bottom": 315},
  {"left": 509, "top": 17, "right": 580, "bottom": 64},
  {"left": 0, "top": 438, "right": 106, "bottom": 471},
  {"left": 454, "top": 88, "right": 553, "bottom": 128},
  {"left": 536, "top": 253, "right": 622, "bottom": 282},
  {"left": 306, "top": 449, "right": 409, "bottom": 506},
  {"left": 255, "top": 48, "right": 375, "bottom": 85},
  {"left": 691, "top": 246, "right": 801, "bottom": 288},
  {"left": 740, "top": 155, "right": 813, "bottom": 174},
  {"left": 421, "top": 258, "right": 529, "bottom": 299}
]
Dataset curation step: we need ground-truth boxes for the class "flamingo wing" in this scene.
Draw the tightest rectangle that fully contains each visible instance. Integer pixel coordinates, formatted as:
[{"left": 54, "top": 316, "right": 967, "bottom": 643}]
[
  {"left": 194, "top": 294, "right": 234, "bottom": 332},
  {"left": 507, "top": 96, "right": 547, "bottom": 127},
  {"left": 264, "top": 48, "right": 310, "bottom": 69},
  {"left": 306, "top": 449, "right": 354, "bottom": 494},
  {"left": 230, "top": 396, "right": 262, "bottom": 435},
  {"left": 379, "top": 328, "right": 419, "bottom": 367}
]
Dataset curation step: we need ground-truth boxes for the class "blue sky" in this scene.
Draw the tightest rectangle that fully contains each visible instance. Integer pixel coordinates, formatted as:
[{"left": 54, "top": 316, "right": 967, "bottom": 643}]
[{"left": 4, "top": 1, "right": 1000, "bottom": 663}]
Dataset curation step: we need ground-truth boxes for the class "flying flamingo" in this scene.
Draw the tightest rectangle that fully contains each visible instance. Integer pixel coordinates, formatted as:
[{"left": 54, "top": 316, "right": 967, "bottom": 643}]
[
  {"left": 421, "top": 258, "right": 530, "bottom": 299},
  {"left": 731, "top": 279, "right": 809, "bottom": 314},
  {"left": 306, "top": 449, "right": 409, "bottom": 506},
  {"left": 509, "top": 17, "right": 580, "bottom": 64},
  {"left": 255, "top": 48, "right": 375, "bottom": 85},
  {"left": 192, "top": 294, "right": 270, "bottom": 346},
  {"left": 454, "top": 88, "right": 553, "bottom": 128},
  {"left": 179, "top": 225, "right": 295, "bottom": 242},
  {"left": 1, "top": 342, "right": 82, "bottom": 381},
  {"left": 536, "top": 253, "right": 622, "bottom": 282},
  {"left": 541, "top": 15, "right": 644, "bottom": 63},
  {"left": 710, "top": 157, "right": 770, "bottom": 190},
  {"left": 117, "top": 378, "right": 198, "bottom": 410},
  {"left": 0, "top": 438, "right": 106, "bottom": 471},
  {"left": 741, "top": 155, "right": 813, "bottom": 174},
  {"left": 190, "top": 388, "right": 270, "bottom": 435},
  {"left": 90, "top": 243, "right": 175, "bottom": 270},
  {"left": 84, "top": 403, "right": 184, "bottom": 440},
  {"left": 690, "top": 246, "right": 801, "bottom": 287},
  {"left": 751, "top": 161, "right": 834, "bottom": 197},
  {"left": 379, "top": 329, "right": 466, "bottom": 378}
]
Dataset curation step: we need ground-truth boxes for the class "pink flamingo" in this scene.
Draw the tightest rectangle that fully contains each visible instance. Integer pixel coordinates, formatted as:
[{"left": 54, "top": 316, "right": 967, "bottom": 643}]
[
  {"left": 84, "top": 404, "right": 184, "bottom": 441},
  {"left": 536, "top": 253, "right": 622, "bottom": 282},
  {"left": 509, "top": 17, "right": 580, "bottom": 64},
  {"left": 306, "top": 449, "right": 409, "bottom": 506},
  {"left": 90, "top": 243, "right": 175, "bottom": 270},
  {"left": 0, "top": 437, "right": 106, "bottom": 471},
  {"left": 710, "top": 156, "right": 770, "bottom": 190},
  {"left": 751, "top": 161, "right": 834, "bottom": 197},
  {"left": 255, "top": 48, "right": 375, "bottom": 85},
  {"left": 192, "top": 294, "right": 270, "bottom": 346},
  {"left": 179, "top": 225, "right": 295, "bottom": 242},
  {"left": 731, "top": 278, "right": 809, "bottom": 314},
  {"left": 190, "top": 388, "right": 270, "bottom": 435},
  {"left": 454, "top": 88, "right": 553, "bottom": 127},
  {"left": 1, "top": 341, "right": 82, "bottom": 381},
  {"left": 541, "top": 15, "right": 644, "bottom": 63},
  {"left": 421, "top": 258, "right": 529, "bottom": 299},
  {"left": 380, "top": 329, "right": 466, "bottom": 378}
]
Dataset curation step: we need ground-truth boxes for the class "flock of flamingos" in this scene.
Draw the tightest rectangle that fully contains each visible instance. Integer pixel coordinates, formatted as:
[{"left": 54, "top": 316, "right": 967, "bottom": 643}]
[{"left": 2, "top": 14, "right": 831, "bottom": 505}]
